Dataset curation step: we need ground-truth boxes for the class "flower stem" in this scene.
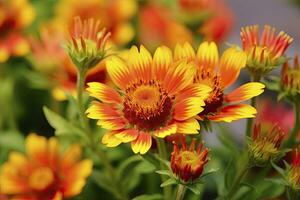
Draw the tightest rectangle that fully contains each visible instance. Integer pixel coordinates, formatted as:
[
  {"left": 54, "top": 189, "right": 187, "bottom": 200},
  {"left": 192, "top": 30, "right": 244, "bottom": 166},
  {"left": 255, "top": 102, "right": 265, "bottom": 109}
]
[
  {"left": 76, "top": 69, "right": 128, "bottom": 200},
  {"left": 156, "top": 138, "right": 172, "bottom": 200},
  {"left": 246, "top": 75, "right": 261, "bottom": 137},
  {"left": 225, "top": 162, "right": 249, "bottom": 200},
  {"left": 175, "top": 184, "right": 186, "bottom": 200},
  {"left": 282, "top": 101, "right": 300, "bottom": 148}
]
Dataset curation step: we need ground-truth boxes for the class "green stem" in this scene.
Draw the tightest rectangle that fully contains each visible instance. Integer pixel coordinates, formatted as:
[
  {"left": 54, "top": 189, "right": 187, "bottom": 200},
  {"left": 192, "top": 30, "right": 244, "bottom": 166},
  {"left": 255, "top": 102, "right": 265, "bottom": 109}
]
[
  {"left": 175, "top": 184, "right": 186, "bottom": 200},
  {"left": 156, "top": 138, "right": 172, "bottom": 200},
  {"left": 283, "top": 101, "right": 300, "bottom": 148},
  {"left": 246, "top": 75, "right": 261, "bottom": 137},
  {"left": 76, "top": 69, "right": 128, "bottom": 200},
  {"left": 225, "top": 163, "right": 249, "bottom": 200}
]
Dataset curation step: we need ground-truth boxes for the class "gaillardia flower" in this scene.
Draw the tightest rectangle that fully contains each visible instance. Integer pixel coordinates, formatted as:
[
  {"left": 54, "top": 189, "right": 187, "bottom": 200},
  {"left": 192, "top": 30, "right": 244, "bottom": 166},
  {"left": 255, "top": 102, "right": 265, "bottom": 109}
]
[
  {"left": 171, "top": 138, "right": 209, "bottom": 182},
  {"left": 287, "top": 150, "right": 300, "bottom": 191},
  {"left": 174, "top": 42, "right": 265, "bottom": 122},
  {"left": 240, "top": 25, "right": 293, "bottom": 76},
  {"left": 248, "top": 124, "right": 285, "bottom": 166},
  {"left": 86, "top": 45, "right": 211, "bottom": 154},
  {"left": 0, "top": 0, "right": 35, "bottom": 62},
  {"left": 281, "top": 54, "right": 300, "bottom": 100},
  {"left": 0, "top": 134, "right": 93, "bottom": 199},
  {"left": 67, "top": 17, "right": 111, "bottom": 70}
]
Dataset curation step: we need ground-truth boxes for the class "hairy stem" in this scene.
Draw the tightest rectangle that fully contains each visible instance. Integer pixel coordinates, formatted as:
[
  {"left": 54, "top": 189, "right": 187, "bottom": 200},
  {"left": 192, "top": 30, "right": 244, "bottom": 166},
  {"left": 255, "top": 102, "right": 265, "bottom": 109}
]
[
  {"left": 175, "top": 184, "right": 186, "bottom": 200},
  {"left": 156, "top": 138, "right": 172, "bottom": 200},
  {"left": 246, "top": 75, "right": 261, "bottom": 137}
]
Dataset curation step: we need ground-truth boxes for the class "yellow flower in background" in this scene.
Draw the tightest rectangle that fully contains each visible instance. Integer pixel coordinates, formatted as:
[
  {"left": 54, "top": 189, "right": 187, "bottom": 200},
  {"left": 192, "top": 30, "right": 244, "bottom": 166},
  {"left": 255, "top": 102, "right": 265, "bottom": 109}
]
[
  {"left": 0, "top": 0, "right": 35, "bottom": 62},
  {"left": 86, "top": 45, "right": 211, "bottom": 154},
  {"left": 240, "top": 25, "right": 293, "bottom": 76},
  {"left": 0, "top": 134, "right": 92, "bottom": 199},
  {"left": 53, "top": 0, "right": 136, "bottom": 46},
  {"left": 174, "top": 42, "right": 265, "bottom": 122}
]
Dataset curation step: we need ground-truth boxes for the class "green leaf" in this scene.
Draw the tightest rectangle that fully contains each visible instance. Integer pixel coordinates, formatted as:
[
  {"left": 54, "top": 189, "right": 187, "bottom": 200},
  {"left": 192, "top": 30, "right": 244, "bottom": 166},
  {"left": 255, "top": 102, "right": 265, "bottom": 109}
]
[
  {"left": 160, "top": 178, "right": 177, "bottom": 187},
  {"left": 132, "top": 194, "right": 163, "bottom": 200},
  {"left": 90, "top": 170, "right": 117, "bottom": 196},
  {"left": 43, "top": 106, "right": 89, "bottom": 143},
  {"left": 271, "top": 161, "right": 286, "bottom": 177},
  {"left": 186, "top": 183, "right": 203, "bottom": 195},
  {"left": 0, "top": 131, "right": 25, "bottom": 152},
  {"left": 156, "top": 170, "right": 172, "bottom": 177},
  {"left": 135, "top": 159, "right": 156, "bottom": 174},
  {"left": 116, "top": 155, "right": 142, "bottom": 180},
  {"left": 200, "top": 168, "right": 219, "bottom": 178}
]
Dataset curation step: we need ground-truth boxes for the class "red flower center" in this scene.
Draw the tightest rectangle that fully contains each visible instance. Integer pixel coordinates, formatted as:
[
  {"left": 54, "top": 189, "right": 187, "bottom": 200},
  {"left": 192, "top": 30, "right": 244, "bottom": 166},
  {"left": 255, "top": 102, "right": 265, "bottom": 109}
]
[{"left": 123, "top": 80, "right": 173, "bottom": 131}]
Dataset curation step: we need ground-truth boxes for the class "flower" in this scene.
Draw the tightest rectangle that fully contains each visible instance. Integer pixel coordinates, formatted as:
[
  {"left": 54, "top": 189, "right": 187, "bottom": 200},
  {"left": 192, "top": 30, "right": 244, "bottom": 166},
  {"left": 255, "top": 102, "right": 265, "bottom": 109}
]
[
  {"left": 281, "top": 54, "right": 300, "bottom": 100},
  {"left": 67, "top": 17, "right": 111, "bottom": 70},
  {"left": 248, "top": 124, "right": 285, "bottom": 166},
  {"left": 30, "top": 26, "right": 108, "bottom": 101},
  {"left": 171, "top": 138, "right": 209, "bottom": 182},
  {"left": 0, "top": 0, "right": 35, "bottom": 62},
  {"left": 240, "top": 25, "right": 293, "bottom": 75},
  {"left": 53, "top": 0, "right": 136, "bottom": 46},
  {"left": 0, "top": 134, "right": 93, "bottom": 199},
  {"left": 287, "top": 149, "right": 300, "bottom": 191},
  {"left": 86, "top": 45, "right": 212, "bottom": 154},
  {"left": 174, "top": 42, "right": 265, "bottom": 122}
]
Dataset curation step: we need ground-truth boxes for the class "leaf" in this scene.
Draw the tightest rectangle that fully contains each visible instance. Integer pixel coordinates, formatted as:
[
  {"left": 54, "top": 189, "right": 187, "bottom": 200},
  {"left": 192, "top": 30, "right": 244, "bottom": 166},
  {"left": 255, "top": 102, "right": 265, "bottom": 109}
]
[
  {"left": 132, "top": 194, "right": 163, "bottom": 200},
  {"left": 271, "top": 161, "right": 286, "bottom": 177},
  {"left": 135, "top": 159, "right": 156, "bottom": 174},
  {"left": 116, "top": 155, "right": 142, "bottom": 180},
  {"left": 90, "top": 170, "right": 117, "bottom": 196},
  {"left": 160, "top": 178, "right": 177, "bottom": 187},
  {"left": 156, "top": 170, "right": 172, "bottom": 177},
  {"left": 186, "top": 183, "right": 203, "bottom": 195},
  {"left": 200, "top": 168, "right": 219, "bottom": 178},
  {"left": 0, "top": 131, "right": 25, "bottom": 152},
  {"left": 43, "top": 106, "right": 89, "bottom": 143}
]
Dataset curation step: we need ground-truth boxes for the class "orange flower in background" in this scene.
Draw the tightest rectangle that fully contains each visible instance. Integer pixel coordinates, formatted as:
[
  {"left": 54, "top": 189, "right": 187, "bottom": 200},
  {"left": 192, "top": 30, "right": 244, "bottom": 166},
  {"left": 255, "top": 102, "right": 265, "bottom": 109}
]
[
  {"left": 30, "top": 24, "right": 109, "bottom": 101},
  {"left": 0, "top": 134, "right": 93, "bottom": 199},
  {"left": 240, "top": 25, "right": 293, "bottom": 75},
  {"left": 53, "top": 0, "right": 136, "bottom": 46},
  {"left": 174, "top": 42, "right": 265, "bottom": 122},
  {"left": 171, "top": 138, "right": 209, "bottom": 182},
  {"left": 139, "top": 4, "right": 193, "bottom": 50},
  {"left": 0, "top": 0, "right": 35, "bottom": 62},
  {"left": 86, "top": 45, "right": 211, "bottom": 154}
]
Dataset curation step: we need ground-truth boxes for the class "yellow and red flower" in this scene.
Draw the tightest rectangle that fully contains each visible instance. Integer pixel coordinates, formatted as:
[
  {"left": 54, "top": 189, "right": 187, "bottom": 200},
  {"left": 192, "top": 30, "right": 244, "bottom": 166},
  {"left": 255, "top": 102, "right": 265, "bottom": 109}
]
[
  {"left": 86, "top": 45, "right": 211, "bottom": 154},
  {"left": 174, "top": 42, "right": 265, "bottom": 122},
  {"left": 287, "top": 149, "right": 300, "bottom": 190},
  {"left": 0, "top": 134, "right": 93, "bottom": 199},
  {"left": 53, "top": 0, "right": 136, "bottom": 46},
  {"left": 171, "top": 138, "right": 209, "bottom": 182},
  {"left": 240, "top": 25, "right": 293, "bottom": 75},
  {"left": 0, "top": 0, "right": 35, "bottom": 62},
  {"left": 248, "top": 124, "right": 285, "bottom": 166},
  {"left": 30, "top": 26, "right": 108, "bottom": 101},
  {"left": 281, "top": 54, "right": 300, "bottom": 99}
]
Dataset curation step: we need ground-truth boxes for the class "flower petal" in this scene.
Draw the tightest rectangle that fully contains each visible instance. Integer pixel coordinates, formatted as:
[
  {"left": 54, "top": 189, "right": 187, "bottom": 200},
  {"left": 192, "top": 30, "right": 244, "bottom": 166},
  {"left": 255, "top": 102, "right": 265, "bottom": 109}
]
[
  {"left": 176, "top": 84, "right": 212, "bottom": 102},
  {"left": 219, "top": 46, "right": 247, "bottom": 88},
  {"left": 225, "top": 82, "right": 265, "bottom": 103},
  {"left": 153, "top": 124, "right": 177, "bottom": 138},
  {"left": 174, "top": 42, "right": 195, "bottom": 62},
  {"left": 115, "top": 129, "right": 139, "bottom": 143},
  {"left": 174, "top": 97, "right": 205, "bottom": 121},
  {"left": 97, "top": 118, "right": 126, "bottom": 130},
  {"left": 61, "top": 144, "right": 82, "bottom": 169},
  {"left": 153, "top": 45, "right": 173, "bottom": 82},
  {"left": 131, "top": 132, "right": 152, "bottom": 154},
  {"left": 176, "top": 118, "right": 200, "bottom": 134},
  {"left": 86, "top": 102, "right": 121, "bottom": 120},
  {"left": 196, "top": 41, "right": 219, "bottom": 70},
  {"left": 106, "top": 56, "right": 134, "bottom": 89},
  {"left": 102, "top": 131, "right": 123, "bottom": 147},
  {"left": 128, "top": 45, "right": 152, "bottom": 82},
  {"left": 26, "top": 134, "right": 47, "bottom": 163},
  {"left": 86, "top": 82, "right": 122, "bottom": 104},
  {"left": 208, "top": 104, "right": 257, "bottom": 122},
  {"left": 163, "top": 60, "right": 196, "bottom": 95}
]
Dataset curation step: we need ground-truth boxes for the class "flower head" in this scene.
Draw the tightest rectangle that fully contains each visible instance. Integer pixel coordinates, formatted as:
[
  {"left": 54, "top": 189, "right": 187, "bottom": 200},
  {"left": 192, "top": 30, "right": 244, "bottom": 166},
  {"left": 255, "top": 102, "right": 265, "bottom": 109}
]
[
  {"left": 0, "top": 0, "right": 35, "bottom": 62},
  {"left": 67, "top": 17, "right": 111, "bottom": 70},
  {"left": 86, "top": 45, "right": 211, "bottom": 154},
  {"left": 240, "top": 25, "right": 293, "bottom": 75},
  {"left": 248, "top": 124, "right": 285, "bottom": 166},
  {"left": 174, "top": 42, "right": 265, "bottom": 123},
  {"left": 0, "top": 134, "right": 93, "bottom": 199},
  {"left": 287, "top": 149, "right": 300, "bottom": 190},
  {"left": 281, "top": 54, "right": 300, "bottom": 100},
  {"left": 171, "top": 138, "right": 209, "bottom": 182}
]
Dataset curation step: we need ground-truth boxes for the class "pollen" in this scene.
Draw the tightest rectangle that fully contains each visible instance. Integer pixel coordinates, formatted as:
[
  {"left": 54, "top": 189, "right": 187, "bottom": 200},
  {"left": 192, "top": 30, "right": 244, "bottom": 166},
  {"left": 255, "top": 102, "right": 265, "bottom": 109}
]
[{"left": 123, "top": 80, "right": 173, "bottom": 131}]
